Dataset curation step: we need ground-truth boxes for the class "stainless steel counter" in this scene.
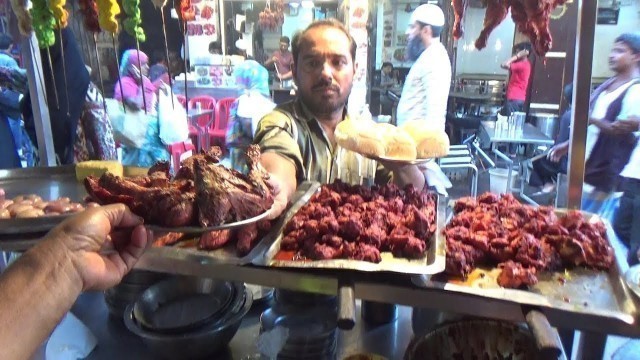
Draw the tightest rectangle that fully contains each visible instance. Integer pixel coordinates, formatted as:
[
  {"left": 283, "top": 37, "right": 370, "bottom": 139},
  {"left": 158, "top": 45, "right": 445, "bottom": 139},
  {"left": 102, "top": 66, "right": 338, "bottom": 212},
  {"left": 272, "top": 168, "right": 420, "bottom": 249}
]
[{"left": 72, "top": 291, "right": 413, "bottom": 359}]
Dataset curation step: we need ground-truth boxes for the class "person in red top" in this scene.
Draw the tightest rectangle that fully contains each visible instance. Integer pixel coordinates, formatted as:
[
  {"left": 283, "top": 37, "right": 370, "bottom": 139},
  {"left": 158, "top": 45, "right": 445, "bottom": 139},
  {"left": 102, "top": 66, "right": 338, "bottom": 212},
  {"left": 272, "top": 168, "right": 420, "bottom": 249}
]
[
  {"left": 264, "top": 36, "right": 293, "bottom": 81},
  {"left": 500, "top": 42, "right": 532, "bottom": 116}
]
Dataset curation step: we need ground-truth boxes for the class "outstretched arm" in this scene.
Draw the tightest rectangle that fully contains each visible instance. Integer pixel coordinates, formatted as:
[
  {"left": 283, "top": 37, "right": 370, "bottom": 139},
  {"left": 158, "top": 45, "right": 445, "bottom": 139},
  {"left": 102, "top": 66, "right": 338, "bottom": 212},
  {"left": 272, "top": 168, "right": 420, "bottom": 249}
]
[{"left": 0, "top": 204, "right": 152, "bottom": 360}]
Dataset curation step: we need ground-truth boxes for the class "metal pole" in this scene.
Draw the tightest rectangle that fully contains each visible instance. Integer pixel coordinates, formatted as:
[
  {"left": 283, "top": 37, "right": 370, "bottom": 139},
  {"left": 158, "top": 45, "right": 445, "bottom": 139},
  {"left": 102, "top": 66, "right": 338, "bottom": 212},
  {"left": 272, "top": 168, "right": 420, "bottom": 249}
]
[
  {"left": 566, "top": 0, "right": 596, "bottom": 209},
  {"left": 23, "top": 33, "right": 57, "bottom": 166}
]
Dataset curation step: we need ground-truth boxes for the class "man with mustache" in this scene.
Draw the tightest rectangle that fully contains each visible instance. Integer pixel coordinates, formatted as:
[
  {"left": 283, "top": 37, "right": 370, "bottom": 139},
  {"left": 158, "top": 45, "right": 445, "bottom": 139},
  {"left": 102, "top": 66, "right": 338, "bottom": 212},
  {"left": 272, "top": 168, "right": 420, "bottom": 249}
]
[
  {"left": 254, "top": 20, "right": 427, "bottom": 218},
  {"left": 396, "top": 4, "right": 451, "bottom": 130}
]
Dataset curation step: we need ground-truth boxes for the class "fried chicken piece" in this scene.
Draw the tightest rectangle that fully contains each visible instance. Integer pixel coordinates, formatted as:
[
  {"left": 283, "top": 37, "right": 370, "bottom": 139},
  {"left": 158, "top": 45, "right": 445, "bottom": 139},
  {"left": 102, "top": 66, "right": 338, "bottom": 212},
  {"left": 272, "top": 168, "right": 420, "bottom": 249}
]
[
  {"left": 152, "top": 232, "right": 185, "bottom": 247},
  {"left": 358, "top": 224, "right": 387, "bottom": 248},
  {"left": 318, "top": 216, "right": 339, "bottom": 235},
  {"left": 320, "top": 234, "right": 343, "bottom": 248},
  {"left": 497, "top": 261, "right": 538, "bottom": 288},
  {"left": 198, "top": 229, "right": 233, "bottom": 250},
  {"left": 306, "top": 243, "right": 341, "bottom": 260},
  {"left": 343, "top": 242, "right": 382, "bottom": 263},
  {"left": 338, "top": 216, "right": 364, "bottom": 241}
]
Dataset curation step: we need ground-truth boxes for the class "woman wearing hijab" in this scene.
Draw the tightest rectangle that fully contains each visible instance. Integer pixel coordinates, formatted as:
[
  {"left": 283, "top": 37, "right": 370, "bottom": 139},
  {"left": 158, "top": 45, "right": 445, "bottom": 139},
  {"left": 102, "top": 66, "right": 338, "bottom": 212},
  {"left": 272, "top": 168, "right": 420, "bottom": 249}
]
[
  {"left": 225, "top": 60, "right": 275, "bottom": 172},
  {"left": 113, "top": 49, "right": 169, "bottom": 167}
]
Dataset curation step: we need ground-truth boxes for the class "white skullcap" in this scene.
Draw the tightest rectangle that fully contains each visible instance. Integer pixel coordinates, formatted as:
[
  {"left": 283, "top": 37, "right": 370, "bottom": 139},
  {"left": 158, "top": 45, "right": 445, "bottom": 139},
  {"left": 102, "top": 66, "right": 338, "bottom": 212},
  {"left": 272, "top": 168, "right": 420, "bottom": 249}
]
[{"left": 410, "top": 4, "right": 445, "bottom": 27}]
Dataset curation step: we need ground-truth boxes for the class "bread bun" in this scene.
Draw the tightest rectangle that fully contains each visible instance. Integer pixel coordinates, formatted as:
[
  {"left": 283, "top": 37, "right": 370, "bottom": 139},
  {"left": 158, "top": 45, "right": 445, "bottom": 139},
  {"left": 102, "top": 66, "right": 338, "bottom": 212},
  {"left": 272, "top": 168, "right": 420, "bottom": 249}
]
[
  {"left": 336, "top": 118, "right": 385, "bottom": 157},
  {"left": 377, "top": 124, "right": 417, "bottom": 160},
  {"left": 401, "top": 121, "right": 450, "bottom": 158}
]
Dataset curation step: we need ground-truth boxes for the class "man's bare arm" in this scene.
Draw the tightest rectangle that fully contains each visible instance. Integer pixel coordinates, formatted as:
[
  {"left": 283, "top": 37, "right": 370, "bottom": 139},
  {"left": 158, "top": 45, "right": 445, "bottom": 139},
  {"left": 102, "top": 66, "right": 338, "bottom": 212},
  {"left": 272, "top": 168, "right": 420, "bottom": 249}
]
[{"left": 261, "top": 152, "right": 298, "bottom": 219}]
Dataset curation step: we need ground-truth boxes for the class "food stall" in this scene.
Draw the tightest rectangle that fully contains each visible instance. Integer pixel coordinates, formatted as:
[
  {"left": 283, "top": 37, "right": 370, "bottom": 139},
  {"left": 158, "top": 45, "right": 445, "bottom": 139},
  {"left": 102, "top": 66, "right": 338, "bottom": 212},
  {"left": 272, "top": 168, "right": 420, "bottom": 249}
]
[{"left": 3, "top": 0, "right": 640, "bottom": 359}]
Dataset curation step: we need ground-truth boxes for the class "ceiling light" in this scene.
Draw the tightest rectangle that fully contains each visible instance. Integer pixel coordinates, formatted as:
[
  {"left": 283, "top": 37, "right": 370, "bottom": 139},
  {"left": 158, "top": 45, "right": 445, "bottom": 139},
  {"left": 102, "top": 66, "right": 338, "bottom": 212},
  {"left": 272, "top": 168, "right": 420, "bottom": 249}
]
[
  {"left": 301, "top": 0, "right": 314, "bottom": 8},
  {"left": 289, "top": 2, "right": 299, "bottom": 8}
]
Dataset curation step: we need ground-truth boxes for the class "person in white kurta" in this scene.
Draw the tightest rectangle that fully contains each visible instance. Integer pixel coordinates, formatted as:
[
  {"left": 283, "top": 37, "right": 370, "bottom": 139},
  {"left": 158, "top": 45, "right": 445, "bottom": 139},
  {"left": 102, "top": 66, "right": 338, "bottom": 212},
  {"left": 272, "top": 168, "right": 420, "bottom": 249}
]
[
  {"left": 396, "top": 4, "right": 452, "bottom": 194},
  {"left": 396, "top": 4, "right": 451, "bottom": 131}
]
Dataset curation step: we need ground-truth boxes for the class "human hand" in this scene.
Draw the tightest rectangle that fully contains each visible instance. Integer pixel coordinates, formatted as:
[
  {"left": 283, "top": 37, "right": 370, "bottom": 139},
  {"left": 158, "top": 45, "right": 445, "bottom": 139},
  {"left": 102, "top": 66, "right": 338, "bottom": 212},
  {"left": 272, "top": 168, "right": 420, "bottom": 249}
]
[
  {"left": 611, "top": 119, "right": 640, "bottom": 134},
  {"left": 51, "top": 204, "right": 152, "bottom": 291},
  {"left": 517, "top": 49, "right": 529, "bottom": 58},
  {"left": 272, "top": 56, "right": 278, "bottom": 63},
  {"left": 129, "top": 64, "right": 142, "bottom": 81},
  {"left": 547, "top": 142, "right": 569, "bottom": 163},
  {"left": 264, "top": 175, "right": 289, "bottom": 220}
]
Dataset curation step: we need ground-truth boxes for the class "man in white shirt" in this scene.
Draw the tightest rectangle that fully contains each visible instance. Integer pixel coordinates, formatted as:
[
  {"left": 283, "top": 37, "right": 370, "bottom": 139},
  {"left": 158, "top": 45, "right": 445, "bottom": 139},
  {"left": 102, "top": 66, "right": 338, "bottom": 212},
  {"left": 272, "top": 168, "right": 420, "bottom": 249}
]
[{"left": 396, "top": 4, "right": 451, "bottom": 131}]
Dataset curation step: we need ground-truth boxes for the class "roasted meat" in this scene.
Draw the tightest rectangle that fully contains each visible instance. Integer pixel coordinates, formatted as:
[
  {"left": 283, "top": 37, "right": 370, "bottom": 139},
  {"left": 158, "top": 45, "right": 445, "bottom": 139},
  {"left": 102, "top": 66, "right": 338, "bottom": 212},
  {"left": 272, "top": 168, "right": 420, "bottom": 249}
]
[
  {"left": 468, "top": 0, "right": 568, "bottom": 56},
  {"left": 281, "top": 181, "right": 436, "bottom": 262},
  {"left": 85, "top": 145, "right": 274, "bottom": 255},
  {"left": 452, "top": 0, "right": 468, "bottom": 39},
  {"left": 445, "top": 193, "right": 614, "bottom": 288},
  {"left": 198, "top": 229, "right": 233, "bottom": 250}
]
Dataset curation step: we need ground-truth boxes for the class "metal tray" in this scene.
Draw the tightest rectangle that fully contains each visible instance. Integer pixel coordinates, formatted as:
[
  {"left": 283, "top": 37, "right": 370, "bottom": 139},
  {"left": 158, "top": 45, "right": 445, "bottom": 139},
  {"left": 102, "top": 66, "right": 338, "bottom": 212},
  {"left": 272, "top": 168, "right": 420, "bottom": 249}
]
[
  {"left": 255, "top": 183, "right": 447, "bottom": 275},
  {"left": 0, "top": 165, "right": 85, "bottom": 236},
  {"left": 413, "top": 210, "right": 639, "bottom": 325}
]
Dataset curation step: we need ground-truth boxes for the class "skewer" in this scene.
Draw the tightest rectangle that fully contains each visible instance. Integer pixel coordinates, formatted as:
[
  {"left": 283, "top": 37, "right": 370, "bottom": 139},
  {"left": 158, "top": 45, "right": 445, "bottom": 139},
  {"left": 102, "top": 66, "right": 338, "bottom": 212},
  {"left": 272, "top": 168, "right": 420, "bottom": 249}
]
[
  {"left": 160, "top": 6, "right": 175, "bottom": 108},
  {"left": 45, "top": 47, "right": 60, "bottom": 109},
  {"left": 112, "top": 34, "right": 126, "bottom": 113},
  {"left": 28, "top": 39, "right": 49, "bottom": 108},
  {"left": 58, "top": 26, "right": 71, "bottom": 116},
  {"left": 135, "top": 39, "right": 147, "bottom": 114},
  {"left": 93, "top": 33, "right": 107, "bottom": 113},
  {"left": 182, "top": 22, "right": 188, "bottom": 109}
]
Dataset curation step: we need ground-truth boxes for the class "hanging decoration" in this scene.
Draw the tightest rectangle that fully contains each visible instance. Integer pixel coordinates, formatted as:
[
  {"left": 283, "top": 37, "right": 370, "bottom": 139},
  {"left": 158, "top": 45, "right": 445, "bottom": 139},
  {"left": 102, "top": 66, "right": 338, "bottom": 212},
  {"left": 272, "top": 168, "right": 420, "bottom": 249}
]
[
  {"left": 94, "top": 0, "right": 125, "bottom": 112},
  {"left": 30, "top": 0, "right": 59, "bottom": 108}
]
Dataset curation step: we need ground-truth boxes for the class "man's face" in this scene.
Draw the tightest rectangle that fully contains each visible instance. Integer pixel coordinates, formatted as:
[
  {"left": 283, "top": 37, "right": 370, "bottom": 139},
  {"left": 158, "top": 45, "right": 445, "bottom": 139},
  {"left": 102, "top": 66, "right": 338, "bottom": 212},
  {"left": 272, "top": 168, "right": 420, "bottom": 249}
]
[
  {"left": 609, "top": 42, "right": 639, "bottom": 73},
  {"left": 405, "top": 22, "right": 427, "bottom": 61},
  {"left": 279, "top": 42, "right": 289, "bottom": 53},
  {"left": 382, "top": 65, "right": 392, "bottom": 75},
  {"left": 292, "top": 26, "right": 355, "bottom": 117}
]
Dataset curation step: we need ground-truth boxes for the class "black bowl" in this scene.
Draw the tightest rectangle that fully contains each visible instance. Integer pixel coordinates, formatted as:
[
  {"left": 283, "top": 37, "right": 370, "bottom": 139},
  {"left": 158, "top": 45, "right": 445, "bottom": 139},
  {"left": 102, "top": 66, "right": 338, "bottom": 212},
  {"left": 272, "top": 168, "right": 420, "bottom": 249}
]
[
  {"left": 124, "top": 287, "right": 253, "bottom": 360},
  {"left": 132, "top": 277, "right": 239, "bottom": 334}
]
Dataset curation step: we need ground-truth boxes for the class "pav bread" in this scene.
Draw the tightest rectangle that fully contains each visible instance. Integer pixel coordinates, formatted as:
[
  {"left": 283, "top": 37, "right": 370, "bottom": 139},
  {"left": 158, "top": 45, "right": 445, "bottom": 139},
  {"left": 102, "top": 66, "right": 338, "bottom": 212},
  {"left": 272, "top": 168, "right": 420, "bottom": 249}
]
[
  {"left": 377, "top": 123, "right": 417, "bottom": 160},
  {"left": 336, "top": 118, "right": 386, "bottom": 157},
  {"left": 400, "top": 121, "right": 450, "bottom": 158}
]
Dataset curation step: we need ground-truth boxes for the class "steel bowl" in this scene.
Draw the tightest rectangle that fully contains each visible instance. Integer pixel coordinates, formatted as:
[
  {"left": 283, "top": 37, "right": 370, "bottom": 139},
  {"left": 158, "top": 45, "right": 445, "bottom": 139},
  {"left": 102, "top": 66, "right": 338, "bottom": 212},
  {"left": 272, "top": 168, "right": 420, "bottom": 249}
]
[
  {"left": 404, "top": 319, "right": 538, "bottom": 360},
  {"left": 124, "top": 287, "right": 252, "bottom": 360}
]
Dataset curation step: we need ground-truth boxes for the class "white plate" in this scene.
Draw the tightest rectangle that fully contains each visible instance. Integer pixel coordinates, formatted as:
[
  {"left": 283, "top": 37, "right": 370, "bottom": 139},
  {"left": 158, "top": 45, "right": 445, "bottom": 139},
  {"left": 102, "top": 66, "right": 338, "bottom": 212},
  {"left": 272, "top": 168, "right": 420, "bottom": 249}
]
[
  {"left": 624, "top": 265, "right": 640, "bottom": 299},
  {"left": 368, "top": 155, "right": 434, "bottom": 166}
]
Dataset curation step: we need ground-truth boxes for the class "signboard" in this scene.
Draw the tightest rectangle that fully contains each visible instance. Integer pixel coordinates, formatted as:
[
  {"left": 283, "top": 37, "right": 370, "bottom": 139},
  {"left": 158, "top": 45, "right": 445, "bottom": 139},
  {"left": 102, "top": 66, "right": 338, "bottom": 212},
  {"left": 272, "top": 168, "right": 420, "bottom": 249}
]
[
  {"left": 186, "top": 0, "right": 219, "bottom": 63},
  {"left": 194, "top": 65, "right": 236, "bottom": 88},
  {"left": 597, "top": 8, "right": 619, "bottom": 25}
]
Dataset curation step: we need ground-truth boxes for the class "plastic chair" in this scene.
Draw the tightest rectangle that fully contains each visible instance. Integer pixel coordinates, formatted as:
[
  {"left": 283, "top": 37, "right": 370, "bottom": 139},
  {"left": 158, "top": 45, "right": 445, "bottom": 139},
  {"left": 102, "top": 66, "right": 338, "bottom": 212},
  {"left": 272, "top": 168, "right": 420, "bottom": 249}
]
[
  {"left": 188, "top": 96, "right": 216, "bottom": 152},
  {"left": 209, "top": 97, "right": 235, "bottom": 149},
  {"left": 176, "top": 94, "right": 187, "bottom": 108},
  {"left": 167, "top": 141, "right": 195, "bottom": 173}
]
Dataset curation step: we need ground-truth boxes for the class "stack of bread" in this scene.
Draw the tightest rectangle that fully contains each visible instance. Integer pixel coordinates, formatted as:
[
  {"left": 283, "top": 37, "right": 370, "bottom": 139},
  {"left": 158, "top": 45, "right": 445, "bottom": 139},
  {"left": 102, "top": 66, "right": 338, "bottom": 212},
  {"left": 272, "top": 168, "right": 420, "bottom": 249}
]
[{"left": 335, "top": 118, "right": 449, "bottom": 160}]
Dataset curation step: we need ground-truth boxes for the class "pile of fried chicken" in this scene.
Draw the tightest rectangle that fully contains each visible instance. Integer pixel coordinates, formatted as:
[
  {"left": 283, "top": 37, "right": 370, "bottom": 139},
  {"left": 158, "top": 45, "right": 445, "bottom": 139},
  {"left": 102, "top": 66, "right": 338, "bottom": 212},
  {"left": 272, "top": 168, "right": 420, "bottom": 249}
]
[
  {"left": 84, "top": 145, "right": 274, "bottom": 255},
  {"left": 452, "top": 0, "right": 568, "bottom": 56},
  {"left": 281, "top": 181, "right": 436, "bottom": 262},
  {"left": 445, "top": 193, "right": 614, "bottom": 288}
]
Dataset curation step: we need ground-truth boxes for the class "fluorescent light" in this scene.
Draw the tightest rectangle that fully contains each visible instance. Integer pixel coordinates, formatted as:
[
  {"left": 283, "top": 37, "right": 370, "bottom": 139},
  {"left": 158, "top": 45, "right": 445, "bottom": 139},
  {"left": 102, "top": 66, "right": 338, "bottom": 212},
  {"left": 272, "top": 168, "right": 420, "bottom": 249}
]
[
  {"left": 290, "top": 2, "right": 300, "bottom": 8},
  {"left": 301, "top": 0, "right": 314, "bottom": 8}
]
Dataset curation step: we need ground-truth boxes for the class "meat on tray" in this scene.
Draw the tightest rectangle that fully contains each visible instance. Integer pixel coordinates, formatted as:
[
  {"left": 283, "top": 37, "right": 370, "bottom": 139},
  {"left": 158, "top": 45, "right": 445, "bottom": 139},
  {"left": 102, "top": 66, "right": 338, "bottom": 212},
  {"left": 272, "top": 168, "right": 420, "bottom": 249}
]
[
  {"left": 84, "top": 145, "right": 274, "bottom": 228},
  {"left": 281, "top": 181, "right": 437, "bottom": 263},
  {"left": 444, "top": 193, "right": 614, "bottom": 288}
]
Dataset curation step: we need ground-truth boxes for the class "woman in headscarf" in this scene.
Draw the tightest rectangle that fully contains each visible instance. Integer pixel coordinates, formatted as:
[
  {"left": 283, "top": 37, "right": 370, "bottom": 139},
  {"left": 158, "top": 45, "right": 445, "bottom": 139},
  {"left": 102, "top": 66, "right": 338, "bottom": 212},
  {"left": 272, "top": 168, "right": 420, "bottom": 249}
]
[
  {"left": 114, "top": 49, "right": 157, "bottom": 113},
  {"left": 225, "top": 60, "right": 275, "bottom": 172},
  {"left": 113, "top": 49, "right": 169, "bottom": 167}
]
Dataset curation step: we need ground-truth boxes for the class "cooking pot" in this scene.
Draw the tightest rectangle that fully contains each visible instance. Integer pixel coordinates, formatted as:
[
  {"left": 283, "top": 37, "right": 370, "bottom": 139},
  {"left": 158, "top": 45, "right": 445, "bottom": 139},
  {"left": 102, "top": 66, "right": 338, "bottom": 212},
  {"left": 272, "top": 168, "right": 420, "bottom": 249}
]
[
  {"left": 530, "top": 113, "right": 559, "bottom": 140},
  {"left": 405, "top": 319, "right": 540, "bottom": 360}
]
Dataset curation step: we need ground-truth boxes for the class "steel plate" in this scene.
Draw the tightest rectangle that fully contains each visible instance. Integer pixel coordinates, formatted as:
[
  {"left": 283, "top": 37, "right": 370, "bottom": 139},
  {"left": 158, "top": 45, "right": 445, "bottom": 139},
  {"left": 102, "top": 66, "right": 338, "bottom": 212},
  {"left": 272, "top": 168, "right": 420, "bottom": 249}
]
[
  {"left": 146, "top": 206, "right": 272, "bottom": 234},
  {"left": 625, "top": 265, "right": 640, "bottom": 300},
  {"left": 256, "top": 184, "right": 446, "bottom": 275},
  {"left": 413, "top": 209, "right": 639, "bottom": 325}
]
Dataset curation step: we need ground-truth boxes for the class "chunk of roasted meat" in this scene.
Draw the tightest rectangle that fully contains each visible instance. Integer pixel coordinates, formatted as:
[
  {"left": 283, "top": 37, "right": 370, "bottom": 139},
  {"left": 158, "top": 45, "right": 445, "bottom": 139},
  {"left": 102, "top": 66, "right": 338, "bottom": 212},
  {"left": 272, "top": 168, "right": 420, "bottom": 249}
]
[
  {"left": 444, "top": 192, "right": 614, "bottom": 288},
  {"left": 469, "top": 0, "right": 568, "bottom": 56},
  {"left": 451, "top": 0, "right": 468, "bottom": 39},
  {"left": 281, "top": 181, "right": 437, "bottom": 263},
  {"left": 85, "top": 145, "right": 274, "bottom": 254}
]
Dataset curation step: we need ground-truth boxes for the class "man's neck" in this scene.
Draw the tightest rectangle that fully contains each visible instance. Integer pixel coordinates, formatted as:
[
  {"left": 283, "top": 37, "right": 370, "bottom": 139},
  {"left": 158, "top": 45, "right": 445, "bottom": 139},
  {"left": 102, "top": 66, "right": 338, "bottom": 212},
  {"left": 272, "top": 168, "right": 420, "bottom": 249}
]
[
  {"left": 316, "top": 109, "right": 344, "bottom": 129},
  {"left": 422, "top": 36, "right": 439, "bottom": 50},
  {"left": 615, "top": 67, "right": 640, "bottom": 83}
]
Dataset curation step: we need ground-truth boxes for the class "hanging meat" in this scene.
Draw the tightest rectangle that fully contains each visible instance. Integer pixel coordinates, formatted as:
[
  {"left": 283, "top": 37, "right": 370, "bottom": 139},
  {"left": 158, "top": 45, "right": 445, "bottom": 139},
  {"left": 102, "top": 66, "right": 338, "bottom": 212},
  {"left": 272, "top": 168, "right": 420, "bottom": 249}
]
[
  {"left": 468, "top": 0, "right": 568, "bottom": 56},
  {"left": 84, "top": 145, "right": 275, "bottom": 228},
  {"left": 451, "top": 0, "right": 468, "bottom": 39},
  {"left": 258, "top": 0, "right": 284, "bottom": 31}
]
